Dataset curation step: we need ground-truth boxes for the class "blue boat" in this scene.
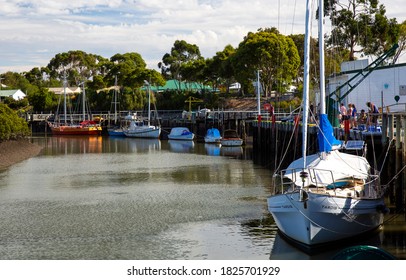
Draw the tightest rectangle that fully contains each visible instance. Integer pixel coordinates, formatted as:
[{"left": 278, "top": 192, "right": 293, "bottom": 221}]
[{"left": 204, "top": 128, "right": 221, "bottom": 144}]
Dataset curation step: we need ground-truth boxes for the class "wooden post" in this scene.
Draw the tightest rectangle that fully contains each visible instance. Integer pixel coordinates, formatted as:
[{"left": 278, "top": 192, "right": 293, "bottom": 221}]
[
  {"left": 388, "top": 114, "right": 394, "bottom": 141},
  {"left": 396, "top": 115, "right": 401, "bottom": 151},
  {"left": 381, "top": 112, "right": 388, "bottom": 144}
]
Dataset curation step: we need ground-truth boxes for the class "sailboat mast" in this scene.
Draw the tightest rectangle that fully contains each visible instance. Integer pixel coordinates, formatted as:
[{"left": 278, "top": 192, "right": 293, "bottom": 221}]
[
  {"left": 63, "top": 72, "right": 67, "bottom": 124},
  {"left": 302, "top": 0, "right": 312, "bottom": 167},
  {"left": 82, "top": 81, "right": 86, "bottom": 122},
  {"left": 319, "top": 0, "right": 326, "bottom": 115},
  {"left": 148, "top": 83, "right": 151, "bottom": 127},
  {"left": 114, "top": 75, "right": 118, "bottom": 123}
]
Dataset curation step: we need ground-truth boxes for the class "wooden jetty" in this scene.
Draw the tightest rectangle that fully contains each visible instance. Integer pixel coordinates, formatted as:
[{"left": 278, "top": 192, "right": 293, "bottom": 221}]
[{"left": 251, "top": 112, "right": 406, "bottom": 212}]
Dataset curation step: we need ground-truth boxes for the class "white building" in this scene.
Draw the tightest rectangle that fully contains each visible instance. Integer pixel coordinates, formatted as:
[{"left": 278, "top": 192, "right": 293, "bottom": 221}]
[
  {"left": 0, "top": 89, "right": 26, "bottom": 101},
  {"left": 328, "top": 60, "right": 406, "bottom": 113}
]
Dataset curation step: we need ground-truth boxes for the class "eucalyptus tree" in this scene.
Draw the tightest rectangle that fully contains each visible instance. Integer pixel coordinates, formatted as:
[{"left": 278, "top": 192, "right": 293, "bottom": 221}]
[
  {"left": 232, "top": 28, "right": 300, "bottom": 98},
  {"left": 158, "top": 40, "right": 203, "bottom": 90},
  {"left": 105, "top": 53, "right": 165, "bottom": 110},
  {"left": 326, "top": 0, "right": 399, "bottom": 61},
  {"left": 47, "top": 50, "right": 109, "bottom": 85},
  {"left": 289, "top": 34, "right": 346, "bottom": 89},
  {"left": 206, "top": 44, "right": 237, "bottom": 93},
  {"left": 108, "top": 52, "right": 147, "bottom": 87},
  {"left": 392, "top": 20, "right": 406, "bottom": 64}
]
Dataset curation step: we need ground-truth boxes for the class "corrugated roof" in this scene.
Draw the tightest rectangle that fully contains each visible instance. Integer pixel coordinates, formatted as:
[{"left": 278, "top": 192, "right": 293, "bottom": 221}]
[{"left": 145, "top": 79, "right": 212, "bottom": 92}]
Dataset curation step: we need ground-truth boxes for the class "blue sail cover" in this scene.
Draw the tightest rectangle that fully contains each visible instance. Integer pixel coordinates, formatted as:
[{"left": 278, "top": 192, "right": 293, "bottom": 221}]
[
  {"left": 207, "top": 128, "right": 221, "bottom": 137},
  {"left": 317, "top": 114, "right": 342, "bottom": 152}
]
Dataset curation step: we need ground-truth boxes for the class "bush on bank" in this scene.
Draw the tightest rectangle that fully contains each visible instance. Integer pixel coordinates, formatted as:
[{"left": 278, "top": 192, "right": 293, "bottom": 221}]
[{"left": 0, "top": 103, "right": 30, "bottom": 141}]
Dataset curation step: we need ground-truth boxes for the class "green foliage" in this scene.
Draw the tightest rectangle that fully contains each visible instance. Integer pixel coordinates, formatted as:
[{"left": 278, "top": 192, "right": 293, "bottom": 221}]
[
  {"left": 326, "top": 0, "right": 399, "bottom": 60},
  {"left": 27, "top": 88, "right": 58, "bottom": 112},
  {"left": 206, "top": 45, "right": 237, "bottom": 93},
  {"left": 0, "top": 103, "right": 30, "bottom": 141},
  {"left": 392, "top": 20, "right": 406, "bottom": 63},
  {"left": 232, "top": 28, "right": 300, "bottom": 98},
  {"left": 1, "top": 71, "right": 32, "bottom": 92},
  {"left": 272, "top": 97, "right": 302, "bottom": 112},
  {"left": 47, "top": 50, "right": 109, "bottom": 85},
  {"left": 159, "top": 40, "right": 203, "bottom": 81}
]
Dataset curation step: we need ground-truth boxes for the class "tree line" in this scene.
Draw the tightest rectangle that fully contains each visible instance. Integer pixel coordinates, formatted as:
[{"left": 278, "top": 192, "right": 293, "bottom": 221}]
[{"left": 1, "top": 0, "right": 405, "bottom": 115}]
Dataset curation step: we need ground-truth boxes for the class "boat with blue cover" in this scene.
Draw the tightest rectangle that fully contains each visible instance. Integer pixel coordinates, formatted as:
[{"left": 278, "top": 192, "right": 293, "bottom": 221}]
[{"left": 204, "top": 128, "right": 221, "bottom": 144}]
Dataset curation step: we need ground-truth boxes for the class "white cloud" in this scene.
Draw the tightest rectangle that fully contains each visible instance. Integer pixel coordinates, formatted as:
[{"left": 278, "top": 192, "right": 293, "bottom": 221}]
[{"left": 0, "top": 0, "right": 404, "bottom": 73}]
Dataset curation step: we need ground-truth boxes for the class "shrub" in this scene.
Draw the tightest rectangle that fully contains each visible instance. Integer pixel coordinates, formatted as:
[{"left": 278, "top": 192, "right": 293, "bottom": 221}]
[{"left": 0, "top": 103, "right": 30, "bottom": 141}]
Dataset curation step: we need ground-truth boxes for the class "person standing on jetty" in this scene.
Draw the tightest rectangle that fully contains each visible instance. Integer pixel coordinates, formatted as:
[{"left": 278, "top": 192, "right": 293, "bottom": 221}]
[
  {"left": 339, "top": 103, "right": 347, "bottom": 126},
  {"left": 366, "top": 101, "right": 379, "bottom": 128}
]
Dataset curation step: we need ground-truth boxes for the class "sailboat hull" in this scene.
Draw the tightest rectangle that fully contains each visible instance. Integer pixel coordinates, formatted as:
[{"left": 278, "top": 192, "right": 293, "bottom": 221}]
[
  {"left": 267, "top": 192, "right": 385, "bottom": 246},
  {"left": 49, "top": 125, "right": 102, "bottom": 135},
  {"left": 124, "top": 126, "right": 161, "bottom": 138}
]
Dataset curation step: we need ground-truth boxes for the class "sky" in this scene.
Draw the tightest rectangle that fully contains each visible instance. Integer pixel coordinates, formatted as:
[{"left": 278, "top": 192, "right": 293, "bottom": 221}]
[{"left": 0, "top": 0, "right": 405, "bottom": 74}]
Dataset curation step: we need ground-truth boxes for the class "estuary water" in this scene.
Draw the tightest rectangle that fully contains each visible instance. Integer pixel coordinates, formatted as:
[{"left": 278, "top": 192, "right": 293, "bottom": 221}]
[{"left": 0, "top": 136, "right": 405, "bottom": 260}]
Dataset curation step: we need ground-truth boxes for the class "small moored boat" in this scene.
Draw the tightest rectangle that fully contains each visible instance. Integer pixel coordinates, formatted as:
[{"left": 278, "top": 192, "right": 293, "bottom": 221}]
[
  {"left": 167, "top": 127, "right": 195, "bottom": 141},
  {"left": 220, "top": 129, "right": 243, "bottom": 146},
  {"left": 204, "top": 128, "right": 221, "bottom": 144}
]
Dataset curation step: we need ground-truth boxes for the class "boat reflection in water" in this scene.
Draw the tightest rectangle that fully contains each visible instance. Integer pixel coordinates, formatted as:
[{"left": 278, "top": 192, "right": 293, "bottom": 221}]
[
  {"left": 43, "top": 135, "right": 104, "bottom": 154},
  {"left": 269, "top": 229, "right": 386, "bottom": 260},
  {"left": 168, "top": 139, "right": 195, "bottom": 153},
  {"left": 220, "top": 146, "right": 243, "bottom": 157},
  {"left": 126, "top": 138, "right": 161, "bottom": 153},
  {"left": 204, "top": 143, "right": 221, "bottom": 156}
]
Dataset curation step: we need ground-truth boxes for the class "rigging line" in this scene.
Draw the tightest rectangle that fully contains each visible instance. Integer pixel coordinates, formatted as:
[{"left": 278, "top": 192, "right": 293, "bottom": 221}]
[
  {"left": 383, "top": 212, "right": 405, "bottom": 225},
  {"left": 277, "top": 0, "right": 280, "bottom": 32},
  {"left": 273, "top": 118, "right": 279, "bottom": 171},
  {"left": 328, "top": 190, "right": 383, "bottom": 227},
  {"left": 311, "top": 109, "right": 369, "bottom": 175},
  {"left": 273, "top": 106, "right": 303, "bottom": 175},
  {"left": 291, "top": 0, "right": 297, "bottom": 34},
  {"left": 288, "top": 191, "right": 372, "bottom": 234},
  {"left": 379, "top": 138, "right": 394, "bottom": 175},
  {"left": 381, "top": 163, "right": 406, "bottom": 188}
]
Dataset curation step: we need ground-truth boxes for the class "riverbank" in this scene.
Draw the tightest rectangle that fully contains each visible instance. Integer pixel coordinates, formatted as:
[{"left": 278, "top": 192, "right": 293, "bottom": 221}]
[{"left": 0, "top": 140, "right": 43, "bottom": 170}]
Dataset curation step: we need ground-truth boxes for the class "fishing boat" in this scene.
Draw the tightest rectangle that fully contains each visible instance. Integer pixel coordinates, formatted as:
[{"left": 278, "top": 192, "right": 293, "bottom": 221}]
[
  {"left": 204, "top": 128, "right": 221, "bottom": 144},
  {"left": 220, "top": 129, "right": 243, "bottom": 146},
  {"left": 48, "top": 74, "right": 102, "bottom": 135},
  {"left": 124, "top": 81, "right": 161, "bottom": 139},
  {"left": 167, "top": 127, "right": 195, "bottom": 141},
  {"left": 267, "top": 0, "right": 387, "bottom": 248},
  {"left": 108, "top": 113, "right": 137, "bottom": 137}
]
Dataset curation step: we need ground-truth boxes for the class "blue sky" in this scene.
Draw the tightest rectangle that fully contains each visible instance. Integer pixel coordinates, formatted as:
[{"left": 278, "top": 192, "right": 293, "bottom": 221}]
[{"left": 0, "top": 0, "right": 405, "bottom": 73}]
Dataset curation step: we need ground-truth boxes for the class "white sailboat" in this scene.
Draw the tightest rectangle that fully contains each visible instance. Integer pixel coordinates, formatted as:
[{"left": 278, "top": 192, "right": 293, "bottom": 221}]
[
  {"left": 267, "top": 0, "right": 387, "bottom": 247},
  {"left": 124, "top": 80, "right": 161, "bottom": 139}
]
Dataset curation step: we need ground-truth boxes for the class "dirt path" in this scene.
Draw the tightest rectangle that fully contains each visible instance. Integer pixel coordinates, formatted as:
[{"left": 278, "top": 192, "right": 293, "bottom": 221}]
[{"left": 0, "top": 140, "right": 43, "bottom": 170}]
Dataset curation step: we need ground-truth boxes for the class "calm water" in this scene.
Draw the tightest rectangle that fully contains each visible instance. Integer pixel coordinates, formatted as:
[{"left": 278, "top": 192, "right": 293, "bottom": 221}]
[{"left": 0, "top": 136, "right": 405, "bottom": 260}]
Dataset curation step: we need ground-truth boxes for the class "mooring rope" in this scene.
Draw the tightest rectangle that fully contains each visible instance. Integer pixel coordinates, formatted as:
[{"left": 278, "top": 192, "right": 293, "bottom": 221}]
[{"left": 288, "top": 191, "right": 378, "bottom": 234}]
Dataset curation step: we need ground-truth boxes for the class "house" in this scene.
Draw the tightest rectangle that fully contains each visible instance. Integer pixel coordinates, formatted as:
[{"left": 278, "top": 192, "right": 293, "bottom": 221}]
[{"left": 0, "top": 89, "right": 26, "bottom": 101}]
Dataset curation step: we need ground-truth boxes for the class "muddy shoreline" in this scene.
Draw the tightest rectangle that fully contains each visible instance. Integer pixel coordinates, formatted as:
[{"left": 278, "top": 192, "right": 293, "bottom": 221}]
[{"left": 0, "top": 140, "right": 43, "bottom": 170}]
